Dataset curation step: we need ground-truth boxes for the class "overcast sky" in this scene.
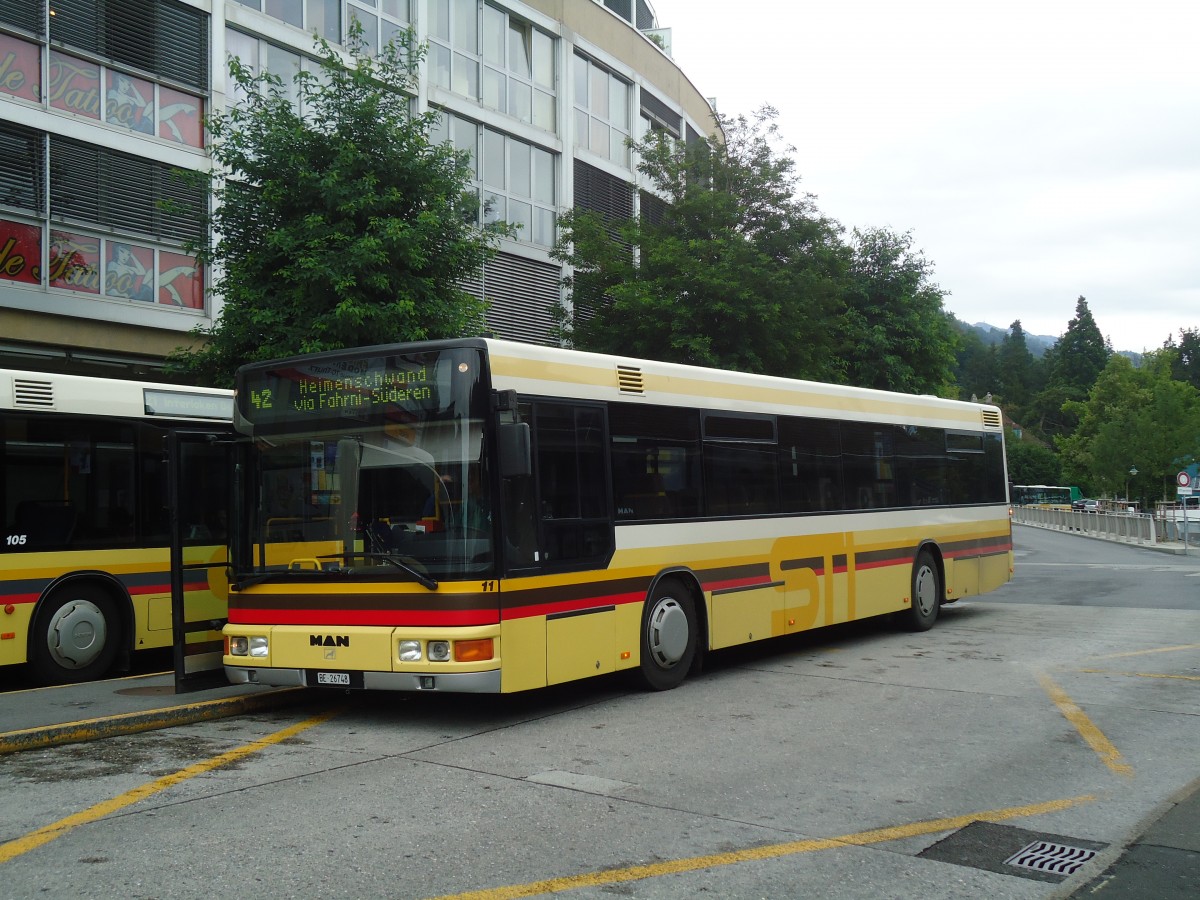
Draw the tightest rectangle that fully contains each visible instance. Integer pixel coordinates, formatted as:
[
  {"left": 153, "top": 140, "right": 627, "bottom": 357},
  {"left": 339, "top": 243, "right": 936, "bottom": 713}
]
[{"left": 648, "top": 0, "right": 1200, "bottom": 353}]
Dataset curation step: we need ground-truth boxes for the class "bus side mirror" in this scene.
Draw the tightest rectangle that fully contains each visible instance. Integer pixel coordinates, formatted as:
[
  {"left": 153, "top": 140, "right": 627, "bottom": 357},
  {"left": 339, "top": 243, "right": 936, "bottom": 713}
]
[{"left": 498, "top": 421, "right": 531, "bottom": 478}]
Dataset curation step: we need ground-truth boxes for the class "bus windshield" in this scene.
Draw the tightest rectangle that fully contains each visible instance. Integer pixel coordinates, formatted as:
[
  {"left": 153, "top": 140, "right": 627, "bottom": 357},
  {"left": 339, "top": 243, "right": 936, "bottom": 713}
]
[{"left": 232, "top": 347, "right": 494, "bottom": 583}]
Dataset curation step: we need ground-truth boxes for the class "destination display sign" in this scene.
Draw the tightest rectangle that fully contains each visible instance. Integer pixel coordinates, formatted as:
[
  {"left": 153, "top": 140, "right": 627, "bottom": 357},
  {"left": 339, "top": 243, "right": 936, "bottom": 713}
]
[{"left": 237, "top": 349, "right": 480, "bottom": 434}]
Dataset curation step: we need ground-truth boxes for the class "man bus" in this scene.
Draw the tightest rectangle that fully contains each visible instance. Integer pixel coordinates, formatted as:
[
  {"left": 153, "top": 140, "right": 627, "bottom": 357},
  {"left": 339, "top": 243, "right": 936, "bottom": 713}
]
[{"left": 223, "top": 339, "right": 1012, "bottom": 693}]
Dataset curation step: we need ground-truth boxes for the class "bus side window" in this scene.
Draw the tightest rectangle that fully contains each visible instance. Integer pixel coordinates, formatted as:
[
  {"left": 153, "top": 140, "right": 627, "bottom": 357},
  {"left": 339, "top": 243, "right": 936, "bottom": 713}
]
[{"left": 15, "top": 500, "right": 77, "bottom": 549}]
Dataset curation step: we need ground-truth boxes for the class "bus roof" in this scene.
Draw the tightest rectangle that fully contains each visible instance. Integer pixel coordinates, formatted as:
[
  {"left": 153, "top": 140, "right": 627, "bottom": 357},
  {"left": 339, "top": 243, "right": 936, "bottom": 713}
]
[
  {"left": 1, "top": 368, "right": 233, "bottom": 421},
  {"left": 480, "top": 339, "right": 1003, "bottom": 431}
]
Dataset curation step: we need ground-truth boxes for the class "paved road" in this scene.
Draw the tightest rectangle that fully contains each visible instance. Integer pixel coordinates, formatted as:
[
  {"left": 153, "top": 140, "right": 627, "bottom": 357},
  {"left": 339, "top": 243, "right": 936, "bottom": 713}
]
[{"left": 0, "top": 524, "right": 1197, "bottom": 898}]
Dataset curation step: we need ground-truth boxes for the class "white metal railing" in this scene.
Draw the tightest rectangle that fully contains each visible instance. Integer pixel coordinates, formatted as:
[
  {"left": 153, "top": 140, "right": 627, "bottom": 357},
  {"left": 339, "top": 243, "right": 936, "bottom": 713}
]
[{"left": 1012, "top": 506, "right": 1157, "bottom": 545}]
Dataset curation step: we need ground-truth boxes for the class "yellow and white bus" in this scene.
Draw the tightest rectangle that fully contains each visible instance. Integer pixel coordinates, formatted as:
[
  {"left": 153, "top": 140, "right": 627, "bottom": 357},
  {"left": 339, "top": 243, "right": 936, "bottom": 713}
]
[
  {"left": 223, "top": 339, "right": 1013, "bottom": 693},
  {"left": 1, "top": 368, "right": 232, "bottom": 685}
]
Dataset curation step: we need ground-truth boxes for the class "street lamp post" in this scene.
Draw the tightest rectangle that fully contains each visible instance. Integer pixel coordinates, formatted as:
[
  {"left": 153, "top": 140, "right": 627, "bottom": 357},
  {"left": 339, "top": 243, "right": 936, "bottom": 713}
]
[{"left": 1127, "top": 466, "right": 1138, "bottom": 506}]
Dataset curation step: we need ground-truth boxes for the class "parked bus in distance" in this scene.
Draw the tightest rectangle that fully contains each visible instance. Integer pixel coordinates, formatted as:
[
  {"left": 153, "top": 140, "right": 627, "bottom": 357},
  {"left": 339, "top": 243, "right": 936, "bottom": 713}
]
[
  {"left": 1, "top": 368, "right": 232, "bottom": 685},
  {"left": 1010, "top": 484, "right": 1081, "bottom": 509},
  {"left": 223, "top": 339, "right": 1013, "bottom": 694}
]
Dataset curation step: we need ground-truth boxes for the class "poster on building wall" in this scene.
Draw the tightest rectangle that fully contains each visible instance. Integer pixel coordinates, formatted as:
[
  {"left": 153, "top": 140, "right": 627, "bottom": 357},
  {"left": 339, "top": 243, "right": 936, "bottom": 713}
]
[
  {"left": 0, "top": 219, "right": 42, "bottom": 284},
  {"left": 159, "top": 85, "right": 203, "bottom": 147},
  {"left": 48, "top": 51, "right": 101, "bottom": 119},
  {"left": 106, "top": 241, "right": 153, "bottom": 301},
  {"left": 0, "top": 33, "right": 40, "bottom": 102},
  {"left": 48, "top": 231, "right": 101, "bottom": 294},
  {"left": 106, "top": 71, "right": 154, "bottom": 135},
  {"left": 159, "top": 250, "right": 202, "bottom": 308}
]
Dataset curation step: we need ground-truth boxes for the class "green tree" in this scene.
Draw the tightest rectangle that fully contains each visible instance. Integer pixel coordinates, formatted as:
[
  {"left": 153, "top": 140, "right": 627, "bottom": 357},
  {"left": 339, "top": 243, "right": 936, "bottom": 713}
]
[
  {"left": 1027, "top": 296, "right": 1110, "bottom": 440},
  {"left": 1051, "top": 295, "right": 1110, "bottom": 395},
  {"left": 554, "top": 106, "right": 845, "bottom": 379},
  {"left": 1058, "top": 351, "right": 1200, "bottom": 505},
  {"left": 170, "top": 28, "right": 495, "bottom": 386},
  {"left": 1005, "top": 438, "right": 1062, "bottom": 487},
  {"left": 995, "top": 320, "right": 1035, "bottom": 412},
  {"left": 838, "top": 227, "right": 957, "bottom": 395},
  {"left": 1166, "top": 327, "right": 1200, "bottom": 390},
  {"left": 951, "top": 321, "right": 997, "bottom": 402}
]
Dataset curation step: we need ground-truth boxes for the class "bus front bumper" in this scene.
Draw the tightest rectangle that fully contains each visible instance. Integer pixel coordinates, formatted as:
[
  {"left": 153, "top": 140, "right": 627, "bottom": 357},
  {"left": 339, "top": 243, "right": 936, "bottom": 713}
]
[{"left": 225, "top": 665, "right": 501, "bottom": 693}]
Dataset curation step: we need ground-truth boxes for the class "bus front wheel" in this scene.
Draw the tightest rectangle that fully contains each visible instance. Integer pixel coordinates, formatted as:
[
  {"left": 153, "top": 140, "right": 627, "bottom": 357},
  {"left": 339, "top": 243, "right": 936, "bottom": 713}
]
[
  {"left": 29, "top": 584, "right": 121, "bottom": 685},
  {"left": 637, "top": 579, "right": 697, "bottom": 691},
  {"left": 900, "top": 549, "right": 942, "bottom": 632}
]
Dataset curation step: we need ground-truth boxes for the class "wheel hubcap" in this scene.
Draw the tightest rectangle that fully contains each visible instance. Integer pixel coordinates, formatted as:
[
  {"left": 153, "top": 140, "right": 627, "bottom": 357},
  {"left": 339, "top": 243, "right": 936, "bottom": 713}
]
[
  {"left": 914, "top": 565, "right": 937, "bottom": 617},
  {"left": 647, "top": 597, "right": 688, "bottom": 668},
  {"left": 46, "top": 599, "right": 108, "bottom": 670}
]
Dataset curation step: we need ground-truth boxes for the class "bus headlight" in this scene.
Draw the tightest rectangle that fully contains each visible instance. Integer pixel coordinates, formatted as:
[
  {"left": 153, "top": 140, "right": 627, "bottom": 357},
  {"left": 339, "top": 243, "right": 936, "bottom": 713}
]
[
  {"left": 428, "top": 641, "right": 451, "bottom": 662},
  {"left": 399, "top": 640, "right": 422, "bottom": 662},
  {"left": 229, "top": 636, "right": 268, "bottom": 657}
]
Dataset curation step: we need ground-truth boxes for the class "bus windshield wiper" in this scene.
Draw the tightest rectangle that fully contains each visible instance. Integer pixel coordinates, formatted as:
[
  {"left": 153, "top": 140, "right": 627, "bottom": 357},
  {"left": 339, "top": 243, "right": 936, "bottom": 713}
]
[{"left": 317, "top": 552, "right": 439, "bottom": 590}]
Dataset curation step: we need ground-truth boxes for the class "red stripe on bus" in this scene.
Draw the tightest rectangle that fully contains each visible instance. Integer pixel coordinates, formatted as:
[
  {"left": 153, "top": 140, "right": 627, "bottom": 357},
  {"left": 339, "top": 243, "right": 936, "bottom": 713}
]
[
  {"left": 503, "top": 591, "right": 644, "bottom": 621},
  {"left": 227, "top": 607, "right": 500, "bottom": 627},
  {"left": 0, "top": 594, "right": 39, "bottom": 605},
  {"left": 702, "top": 576, "right": 774, "bottom": 593},
  {"left": 125, "top": 581, "right": 210, "bottom": 596}
]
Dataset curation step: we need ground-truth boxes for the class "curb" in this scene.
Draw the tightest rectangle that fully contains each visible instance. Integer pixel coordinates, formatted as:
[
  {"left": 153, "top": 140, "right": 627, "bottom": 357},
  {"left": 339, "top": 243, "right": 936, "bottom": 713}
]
[
  {"left": 1049, "top": 774, "right": 1200, "bottom": 898},
  {"left": 0, "top": 687, "right": 311, "bottom": 755}
]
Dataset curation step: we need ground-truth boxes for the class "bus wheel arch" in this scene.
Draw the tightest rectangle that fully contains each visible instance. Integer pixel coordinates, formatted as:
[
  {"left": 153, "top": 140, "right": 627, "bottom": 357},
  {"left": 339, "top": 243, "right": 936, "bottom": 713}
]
[
  {"left": 900, "top": 543, "right": 944, "bottom": 632},
  {"left": 637, "top": 571, "right": 704, "bottom": 691},
  {"left": 28, "top": 576, "right": 129, "bottom": 685}
]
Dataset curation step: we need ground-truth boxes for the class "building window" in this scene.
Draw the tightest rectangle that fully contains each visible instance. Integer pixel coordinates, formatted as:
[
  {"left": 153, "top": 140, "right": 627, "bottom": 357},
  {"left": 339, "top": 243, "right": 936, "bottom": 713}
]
[
  {"left": 480, "top": 4, "right": 555, "bottom": 130},
  {"left": 432, "top": 110, "right": 556, "bottom": 247},
  {"left": 49, "top": 0, "right": 209, "bottom": 93},
  {"left": 226, "top": 28, "right": 330, "bottom": 118},
  {"left": 428, "top": 0, "right": 478, "bottom": 97},
  {"left": 230, "top": 0, "right": 340, "bottom": 42},
  {"left": 0, "top": 121, "right": 207, "bottom": 312},
  {"left": 429, "top": 1, "right": 555, "bottom": 131},
  {"left": 0, "top": 32, "right": 204, "bottom": 148},
  {"left": 347, "top": 0, "right": 410, "bottom": 55},
  {"left": 573, "top": 53, "right": 630, "bottom": 168}
]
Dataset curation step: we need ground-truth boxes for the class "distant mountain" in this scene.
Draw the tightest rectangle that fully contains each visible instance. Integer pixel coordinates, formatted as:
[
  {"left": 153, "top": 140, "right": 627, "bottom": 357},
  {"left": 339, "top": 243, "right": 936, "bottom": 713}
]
[
  {"left": 963, "top": 321, "right": 1058, "bottom": 357},
  {"left": 961, "top": 320, "right": 1141, "bottom": 364}
]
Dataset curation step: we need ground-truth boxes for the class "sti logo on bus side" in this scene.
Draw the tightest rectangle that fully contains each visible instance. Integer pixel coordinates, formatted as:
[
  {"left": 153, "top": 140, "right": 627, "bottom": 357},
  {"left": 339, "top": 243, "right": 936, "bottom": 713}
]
[{"left": 310, "top": 635, "right": 350, "bottom": 647}]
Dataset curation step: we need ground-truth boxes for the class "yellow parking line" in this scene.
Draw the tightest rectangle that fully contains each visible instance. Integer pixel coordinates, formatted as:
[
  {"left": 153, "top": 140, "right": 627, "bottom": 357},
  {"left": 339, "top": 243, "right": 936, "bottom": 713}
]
[
  {"left": 429, "top": 794, "right": 1098, "bottom": 900},
  {"left": 1078, "top": 668, "right": 1200, "bottom": 682},
  {"left": 1037, "top": 671, "right": 1133, "bottom": 777},
  {"left": 0, "top": 709, "right": 338, "bottom": 865},
  {"left": 1089, "top": 644, "right": 1200, "bottom": 661}
]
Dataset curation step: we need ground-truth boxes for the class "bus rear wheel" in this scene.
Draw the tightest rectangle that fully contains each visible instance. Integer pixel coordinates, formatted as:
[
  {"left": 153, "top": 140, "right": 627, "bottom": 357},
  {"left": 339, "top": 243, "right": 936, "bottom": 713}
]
[
  {"left": 29, "top": 584, "right": 121, "bottom": 685},
  {"left": 900, "top": 549, "right": 941, "bottom": 632},
  {"left": 637, "top": 579, "right": 697, "bottom": 691}
]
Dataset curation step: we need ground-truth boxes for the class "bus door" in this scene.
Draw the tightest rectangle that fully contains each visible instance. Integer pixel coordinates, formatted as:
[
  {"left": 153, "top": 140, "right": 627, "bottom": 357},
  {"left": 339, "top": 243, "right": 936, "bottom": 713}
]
[{"left": 168, "top": 428, "right": 235, "bottom": 691}]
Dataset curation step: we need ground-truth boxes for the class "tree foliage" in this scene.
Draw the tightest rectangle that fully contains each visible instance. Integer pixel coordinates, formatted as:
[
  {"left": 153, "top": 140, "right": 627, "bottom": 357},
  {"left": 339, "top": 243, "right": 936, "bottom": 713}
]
[
  {"left": 1050, "top": 296, "right": 1111, "bottom": 396},
  {"left": 1058, "top": 351, "right": 1200, "bottom": 504},
  {"left": 169, "top": 28, "right": 495, "bottom": 386},
  {"left": 554, "top": 107, "right": 846, "bottom": 380},
  {"left": 995, "top": 320, "right": 1036, "bottom": 411},
  {"left": 838, "top": 227, "right": 958, "bottom": 395},
  {"left": 1166, "top": 327, "right": 1200, "bottom": 391}
]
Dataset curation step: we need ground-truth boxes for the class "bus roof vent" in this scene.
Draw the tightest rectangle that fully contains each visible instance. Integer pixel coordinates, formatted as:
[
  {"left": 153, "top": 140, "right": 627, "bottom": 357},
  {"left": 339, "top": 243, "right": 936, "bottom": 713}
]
[
  {"left": 981, "top": 409, "right": 1002, "bottom": 429},
  {"left": 616, "top": 365, "right": 644, "bottom": 394},
  {"left": 13, "top": 378, "right": 54, "bottom": 409}
]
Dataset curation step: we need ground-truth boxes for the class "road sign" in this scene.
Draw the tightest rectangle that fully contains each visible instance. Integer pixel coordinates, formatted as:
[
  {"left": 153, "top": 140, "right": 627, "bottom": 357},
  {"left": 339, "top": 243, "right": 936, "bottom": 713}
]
[{"left": 1179, "top": 471, "right": 1192, "bottom": 488}]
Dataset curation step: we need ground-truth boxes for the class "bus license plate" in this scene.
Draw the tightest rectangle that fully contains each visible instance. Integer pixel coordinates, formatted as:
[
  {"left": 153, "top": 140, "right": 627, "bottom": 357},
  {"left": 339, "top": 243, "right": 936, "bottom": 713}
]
[{"left": 316, "top": 671, "right": 351, "bottom": 686}]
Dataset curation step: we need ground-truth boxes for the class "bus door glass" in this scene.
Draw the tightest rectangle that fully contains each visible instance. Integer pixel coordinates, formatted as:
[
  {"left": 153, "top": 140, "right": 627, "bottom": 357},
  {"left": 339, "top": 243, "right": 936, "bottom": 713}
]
[{"left": 169, "top": 429, "right": 233, "bottom": 691}]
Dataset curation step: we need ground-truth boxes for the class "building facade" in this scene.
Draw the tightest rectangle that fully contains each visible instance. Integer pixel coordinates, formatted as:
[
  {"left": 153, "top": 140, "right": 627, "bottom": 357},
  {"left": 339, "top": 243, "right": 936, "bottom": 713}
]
[{"left": 0, "top": 0, "right": 717, "bottom": 378}]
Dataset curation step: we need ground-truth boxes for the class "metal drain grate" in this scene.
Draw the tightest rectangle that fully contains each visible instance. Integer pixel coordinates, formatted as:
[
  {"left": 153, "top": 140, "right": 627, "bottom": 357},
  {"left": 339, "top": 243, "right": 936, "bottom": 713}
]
[{"left": 1004, "top": 841, "right": 1098, "bottom": 876}]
